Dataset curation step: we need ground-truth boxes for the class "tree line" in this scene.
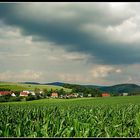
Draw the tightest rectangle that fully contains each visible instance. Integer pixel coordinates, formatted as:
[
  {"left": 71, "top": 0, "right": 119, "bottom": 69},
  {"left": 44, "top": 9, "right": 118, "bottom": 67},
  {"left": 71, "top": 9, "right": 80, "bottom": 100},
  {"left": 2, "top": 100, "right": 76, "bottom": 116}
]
[{"left": 63, "top": 84, "right": 102, "bottom": 97}]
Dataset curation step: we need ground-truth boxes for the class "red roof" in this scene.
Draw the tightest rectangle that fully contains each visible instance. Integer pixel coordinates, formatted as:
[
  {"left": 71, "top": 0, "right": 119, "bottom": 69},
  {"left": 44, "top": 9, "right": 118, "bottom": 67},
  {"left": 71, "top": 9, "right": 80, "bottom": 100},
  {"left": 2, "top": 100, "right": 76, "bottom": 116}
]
[
  {"left": 0, "top": 91, "right": 11, "bottom": 95},
  {"left": 20, "top": 92, "right": 28, "bottom": 96},
  {"left": 51, "top": 93, "right": 58, "bottom": 96},
  {"left": 102, "top": 93, "right": 110, "bottom": 97}
]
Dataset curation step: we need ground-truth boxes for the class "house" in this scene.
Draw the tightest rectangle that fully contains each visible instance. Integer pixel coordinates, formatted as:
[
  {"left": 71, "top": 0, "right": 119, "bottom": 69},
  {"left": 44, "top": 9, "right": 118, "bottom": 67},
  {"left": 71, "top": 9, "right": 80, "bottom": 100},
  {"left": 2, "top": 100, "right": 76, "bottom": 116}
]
[
  {"left": 123, "top": 93, "right": 128, "bottom": 96},
  {"left": 51, "top": 92, "right": 58, "bottom": 98},
  {"left": 11, "top": 93, "right": 16, "bottom": 97},
  {"left": 20, "top": 91, "right": 28, "bottom": 97},
  {"left": 29, "top": 91, "right": 36, "bottom": 96},
  {"left": 88, "top": 94, "right": 92, "bottom": 97},
  {"left": 23, "top": 90, "right": 30, "bottom": 94},
  {"left": 67, "top": 93, "right": 78, "bottom": 98},
  {"left": 0, "top": 91, "right": 11, "bottom": 96},
  {"left": 102, "top": 93, "right": 110, "bottom": 97}
]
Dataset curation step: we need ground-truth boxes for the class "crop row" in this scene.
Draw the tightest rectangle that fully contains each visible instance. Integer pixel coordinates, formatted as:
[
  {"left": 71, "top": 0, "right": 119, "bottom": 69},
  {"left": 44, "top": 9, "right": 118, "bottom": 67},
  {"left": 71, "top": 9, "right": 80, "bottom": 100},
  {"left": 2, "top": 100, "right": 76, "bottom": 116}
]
[{"left": 0, "top": 102, "right": 140, "bottom": 137}]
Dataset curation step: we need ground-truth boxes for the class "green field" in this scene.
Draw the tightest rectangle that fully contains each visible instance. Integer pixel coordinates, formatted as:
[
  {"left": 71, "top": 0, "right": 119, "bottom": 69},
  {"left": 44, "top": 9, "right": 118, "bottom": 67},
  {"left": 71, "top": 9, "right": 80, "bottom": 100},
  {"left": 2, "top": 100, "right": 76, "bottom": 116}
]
[
  {"left": 0, "top": 82, "right": 71, "bottom": 92},
  {"left": 1, "top": 96, "right": 140, "bottom": 137}
]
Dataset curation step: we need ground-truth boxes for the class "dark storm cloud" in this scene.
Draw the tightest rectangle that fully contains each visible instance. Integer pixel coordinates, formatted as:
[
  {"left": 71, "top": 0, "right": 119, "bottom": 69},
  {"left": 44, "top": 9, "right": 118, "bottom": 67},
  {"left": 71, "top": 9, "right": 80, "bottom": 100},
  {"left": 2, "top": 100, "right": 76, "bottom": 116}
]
[{"left": 0, "top": 3, "right": 139, "bottom": 65}]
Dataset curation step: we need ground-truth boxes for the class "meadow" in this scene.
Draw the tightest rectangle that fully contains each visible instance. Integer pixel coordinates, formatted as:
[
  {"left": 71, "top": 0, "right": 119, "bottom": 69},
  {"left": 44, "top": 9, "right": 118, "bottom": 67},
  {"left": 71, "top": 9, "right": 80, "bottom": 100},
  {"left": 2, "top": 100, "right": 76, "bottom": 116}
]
[
  {"left": 0, "top": 82, "right": 71, "bottom": 92},
  {"left": 1, "top": 96, "right": 140, "bottom": 137}
]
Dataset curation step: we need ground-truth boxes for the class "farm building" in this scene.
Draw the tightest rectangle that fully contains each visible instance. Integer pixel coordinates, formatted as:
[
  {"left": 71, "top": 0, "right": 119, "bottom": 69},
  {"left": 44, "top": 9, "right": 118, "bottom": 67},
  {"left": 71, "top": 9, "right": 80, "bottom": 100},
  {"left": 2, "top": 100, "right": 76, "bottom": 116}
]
[
  {"left": 11, "top": 93, "right": 16, "bottom": 97},
  {"left": 51, "top": 92, "right": 58, "bottom": 98},
  {"left": 0, "top": 91, "right": 11, "bottom": 96},
  {"left": 123, "top": 93, "right": 128, "bottom": 96},
  {"left": 102, "top": 93, "right": 110, "bottom": 97},
  {"left": 20, "top": 91, "right": 28, "bottom": 97}
]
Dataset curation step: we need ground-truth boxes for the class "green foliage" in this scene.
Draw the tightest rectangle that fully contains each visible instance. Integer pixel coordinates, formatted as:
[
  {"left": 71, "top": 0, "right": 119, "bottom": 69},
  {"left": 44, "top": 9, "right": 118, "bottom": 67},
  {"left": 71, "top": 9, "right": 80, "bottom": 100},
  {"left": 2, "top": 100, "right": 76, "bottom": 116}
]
[
  {"left": 26, "top": 94, "right": 37, "bottom": 101},
  {"left": 0, "top": 82, "right": 71, "bottom": 93},
  {"left": 57, "top": 88, "right": 66, "bottom": 96},
  {"left": 0, "top": 88, "right": 10, "bottom": 91},
  {"left": 64, "top": 83, "right": 102, "bottom": 97},
  {"left": 1, "top": 96, "right": 140, "bottom": 137},
  {"left": 34, "top": 88, "right": 41, "bottom": 94}
]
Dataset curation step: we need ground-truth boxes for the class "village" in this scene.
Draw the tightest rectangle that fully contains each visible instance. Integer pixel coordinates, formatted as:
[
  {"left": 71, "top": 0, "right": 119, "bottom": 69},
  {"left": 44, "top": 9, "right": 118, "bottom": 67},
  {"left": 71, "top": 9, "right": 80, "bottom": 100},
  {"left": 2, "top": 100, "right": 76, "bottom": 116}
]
[
  {"left": 0, "top": 89, "right": 129, "bottom": 101},
  {"left": 0, "top": 90, "right": 84, "bottom": 99}
]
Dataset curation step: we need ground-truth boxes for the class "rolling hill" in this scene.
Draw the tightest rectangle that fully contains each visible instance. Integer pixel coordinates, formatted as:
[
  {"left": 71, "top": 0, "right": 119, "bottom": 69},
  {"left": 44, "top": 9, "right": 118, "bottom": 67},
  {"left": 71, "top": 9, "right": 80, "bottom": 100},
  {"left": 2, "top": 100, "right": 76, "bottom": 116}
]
[
  {"left": 99, "top": 84, "right": 140, "bottom": 93},
  {"left": 45, "top": 82, "right": 140, "bottom": 93},
  {"left": 0, "top": 81, "right": 140, "bottom": 94},
  {"left": 0, "top": 81, "right": 72, "bottom": 92},
  {"left": 44, "top": 82, "right": 65, "bottom": 86},
  {"left": 44, "top": 82, "right": 140, "bottom": 93},
  {"left": 45, "top": 82, "right": 101, "bottom": 88}
]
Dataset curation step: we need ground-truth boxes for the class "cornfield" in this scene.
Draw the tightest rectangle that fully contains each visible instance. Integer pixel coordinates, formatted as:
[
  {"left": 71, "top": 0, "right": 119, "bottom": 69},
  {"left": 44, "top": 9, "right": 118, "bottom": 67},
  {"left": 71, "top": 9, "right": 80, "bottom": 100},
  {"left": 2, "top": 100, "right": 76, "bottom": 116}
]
[{"left": 0, "top": 96, "right": 140, "bottom": 137}]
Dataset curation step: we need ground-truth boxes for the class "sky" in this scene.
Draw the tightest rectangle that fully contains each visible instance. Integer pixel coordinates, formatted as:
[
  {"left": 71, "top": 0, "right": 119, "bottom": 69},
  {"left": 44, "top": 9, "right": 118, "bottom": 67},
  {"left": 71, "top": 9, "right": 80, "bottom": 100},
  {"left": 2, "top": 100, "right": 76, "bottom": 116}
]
[{"left": 0, "top": 2, "right": 140, "bottom": 86}]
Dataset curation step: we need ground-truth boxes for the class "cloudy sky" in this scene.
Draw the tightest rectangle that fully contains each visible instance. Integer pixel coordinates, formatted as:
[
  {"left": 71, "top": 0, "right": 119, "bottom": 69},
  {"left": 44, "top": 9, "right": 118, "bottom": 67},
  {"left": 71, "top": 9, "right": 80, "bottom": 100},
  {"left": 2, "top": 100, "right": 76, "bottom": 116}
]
[{"left": 0, "top": 2, "right": 140, "bottom": 86}]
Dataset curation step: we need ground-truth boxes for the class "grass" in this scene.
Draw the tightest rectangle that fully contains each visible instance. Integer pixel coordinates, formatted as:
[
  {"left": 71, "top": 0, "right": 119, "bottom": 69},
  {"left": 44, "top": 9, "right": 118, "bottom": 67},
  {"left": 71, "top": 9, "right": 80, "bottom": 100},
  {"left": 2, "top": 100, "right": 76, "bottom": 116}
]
[
  {"left": 19, "top": 84, "right": 71, "bottom": 92},
  {"left": 0, "top": 82, "right": 17, "bottom": 85},
  {"left": 1, "top": 96, "right": 140, "bottom": 105},
  {"left": 1, "top": 96, "right": 140, "bottom": 137},
  {"left": 0, "top": 82, "right": 71, "bottom": 92}
]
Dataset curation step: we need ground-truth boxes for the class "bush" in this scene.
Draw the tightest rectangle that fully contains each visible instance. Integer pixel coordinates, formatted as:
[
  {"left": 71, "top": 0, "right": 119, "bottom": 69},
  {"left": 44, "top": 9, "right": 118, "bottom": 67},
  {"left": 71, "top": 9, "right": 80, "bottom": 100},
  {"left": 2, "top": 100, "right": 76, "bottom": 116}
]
[
  {"left": 0, "top": 96, "right": 6, "bottom": 102},
  {"left": 8, "top": 97, "right": 18, "bottom": 102},
  {"left": 26, "top": 95, "right": 37, "bottom": 101}
]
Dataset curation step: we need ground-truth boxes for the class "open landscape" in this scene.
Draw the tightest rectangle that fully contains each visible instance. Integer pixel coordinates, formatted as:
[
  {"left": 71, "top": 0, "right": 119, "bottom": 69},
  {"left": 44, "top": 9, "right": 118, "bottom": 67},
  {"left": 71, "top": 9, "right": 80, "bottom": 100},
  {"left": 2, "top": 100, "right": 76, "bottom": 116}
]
[
  {"left": 0, "top": 2, "right": 140, "bottom": 138},
  {"left": 0, "top": 81, "right": 140, "bottom": 137}
]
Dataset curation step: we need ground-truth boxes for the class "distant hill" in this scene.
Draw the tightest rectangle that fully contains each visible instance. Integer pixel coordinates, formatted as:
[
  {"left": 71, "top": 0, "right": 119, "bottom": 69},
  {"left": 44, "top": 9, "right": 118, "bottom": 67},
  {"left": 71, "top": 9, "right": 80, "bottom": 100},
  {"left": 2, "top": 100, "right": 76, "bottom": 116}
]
[
  {"left": 44, "top": 82, "right": 65, "bottom": 86},
  {"left": 99, "top": 84, "right": 140, "bottom": 93},
  {"left": 45, "top": 82, "right": 140, "bottom": 93},
  {"left": 1, "top": 81, "right": 140, "bottom": 94},
  {"left": 18, "top": 82, "right": 41, "bottom": 85},
  {"left": 45, "top": 82, "right": 101, "bottom": 88},
  {"left": 47, "top": 82, "right": 140, "bottom": 94}
]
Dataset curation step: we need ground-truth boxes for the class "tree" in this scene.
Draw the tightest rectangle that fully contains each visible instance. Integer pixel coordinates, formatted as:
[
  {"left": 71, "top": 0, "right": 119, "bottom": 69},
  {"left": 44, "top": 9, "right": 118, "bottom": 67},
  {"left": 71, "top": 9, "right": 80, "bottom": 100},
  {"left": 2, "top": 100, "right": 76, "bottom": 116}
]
[
  {"left": 14, "top": 91, "right": 20, "bottom": 97},
  {"left": 46, "top": 89, "right": 52, "bottom": 97},
  {"left": 26, "top": 93, "right": 37, "bottom": 101},
  {"left": 43, "top": 88, "right": 48, "bottom": 94},
  {"left": 59, "top": 88, "right": 65, "bottom": 96},
  {"left": 42, "top": 88, "right": 51, "bottom": 98},
  {"left": 0, "top": 88, "right": 10, "bottom": 91},
  {"left": 34, "top": 88, "right": 40, "bottom": 94}
]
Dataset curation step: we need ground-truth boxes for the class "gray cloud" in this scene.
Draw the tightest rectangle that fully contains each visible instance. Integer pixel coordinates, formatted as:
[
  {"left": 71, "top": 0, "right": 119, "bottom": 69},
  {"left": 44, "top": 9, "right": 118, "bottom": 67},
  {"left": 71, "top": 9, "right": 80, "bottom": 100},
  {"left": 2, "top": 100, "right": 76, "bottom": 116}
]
[{"left": 0, "top": 3, "right": 140, "bottom": 65}]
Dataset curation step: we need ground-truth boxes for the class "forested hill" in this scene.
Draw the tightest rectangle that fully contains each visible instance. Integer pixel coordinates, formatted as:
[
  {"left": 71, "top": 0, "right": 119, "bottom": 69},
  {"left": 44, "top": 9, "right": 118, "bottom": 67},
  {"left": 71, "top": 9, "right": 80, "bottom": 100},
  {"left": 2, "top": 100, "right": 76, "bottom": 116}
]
[
  {"left": 45, "top": 82, "right": 140, "bottom": 94},
  {"left": 2, "top": 81, "right": 140, "bottom": 94},
  {"left": 99, "top": 84, "right": 140, "bottom": 93}
]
